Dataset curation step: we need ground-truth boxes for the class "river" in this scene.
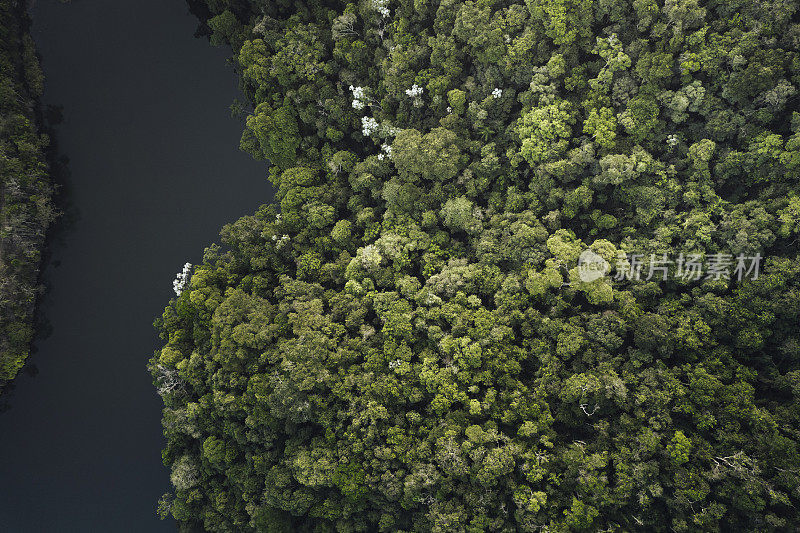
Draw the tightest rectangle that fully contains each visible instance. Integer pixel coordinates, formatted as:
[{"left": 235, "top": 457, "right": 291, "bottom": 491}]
[{"left": 0, "top": 1, "right": 271, "bottom": 530}]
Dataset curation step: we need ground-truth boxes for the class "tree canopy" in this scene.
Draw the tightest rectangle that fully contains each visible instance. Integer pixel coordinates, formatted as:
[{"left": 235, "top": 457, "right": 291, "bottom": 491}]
[
  {"left": 152, "top": 0, "right": 800, "bottom": 531},
  {"left": 0, "top": 0, "right": 56, "bottom": 388}
]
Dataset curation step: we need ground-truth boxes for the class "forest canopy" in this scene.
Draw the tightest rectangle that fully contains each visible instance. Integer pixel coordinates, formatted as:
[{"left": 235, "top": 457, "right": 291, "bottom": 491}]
[
  {"left": 153, "top": 0, "right": 800, "bottom": 531},
  {"left": 0, "top": 0, "right": 56, "bottom": 388}
]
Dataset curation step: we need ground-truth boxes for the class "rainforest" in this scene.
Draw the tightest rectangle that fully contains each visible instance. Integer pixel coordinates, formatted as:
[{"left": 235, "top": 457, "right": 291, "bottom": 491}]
[
  {"left": 3, "top": 0, "right": 800, "bottom": 531},
  {"left": 0, "top": 0, "right": 55, "bottom": 389},
  {"left": 150, "top": 0, "right": 800, "bottom": 531}
]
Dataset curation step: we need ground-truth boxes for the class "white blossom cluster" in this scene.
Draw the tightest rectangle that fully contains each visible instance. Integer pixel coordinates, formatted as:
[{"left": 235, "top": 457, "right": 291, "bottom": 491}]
[
  {"left": 358, "top": 244, "right": 383, "bottom": 269},
  {"left": 372, "top": 0, "right": 390, "bottom": 18},
  {"left": 350, "top": 85, "right": 365, "bottom": 100},
  {"left": 492, "top": 87, "right": 503, "bottom": 98},
  {"left": 172, "top": 262, "right": 192, "bottom": 296},
  {"left": 349, "top": 85, "right": 366, "bottom": 110},
  {"left": 388, "top": 359, "right": 402, "bottom": 370},
  {"left": 377, "top": 143, "right": 393, "bottom": 160},
  {"left": 271, "top": 234, "right": 290, "bottom": 248},
  {"left": 361, "top": 116, "right": 379, "bottom": 136},
  {"left": 446, "top": 106, "right": 452, "bottom": 113},
  {"left": 667, "top": 134, "right": 680, "bottom": 146},
  {"left": 405, "top": 84, "right": 423, "bottom": 98}
]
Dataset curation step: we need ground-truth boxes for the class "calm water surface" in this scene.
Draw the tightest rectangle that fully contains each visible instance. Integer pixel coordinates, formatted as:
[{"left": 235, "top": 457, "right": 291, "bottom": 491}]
[{"left": 0, "top": 1, "right": 271, "bottom": 530}]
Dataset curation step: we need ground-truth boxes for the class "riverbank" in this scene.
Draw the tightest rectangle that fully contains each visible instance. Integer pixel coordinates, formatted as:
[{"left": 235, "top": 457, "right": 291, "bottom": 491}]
[{"left": 0, "top": 0, "right": 56, "bottom": 389}]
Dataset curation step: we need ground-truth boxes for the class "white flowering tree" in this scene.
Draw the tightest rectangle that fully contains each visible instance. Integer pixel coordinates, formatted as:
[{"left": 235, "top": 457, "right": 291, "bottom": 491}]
[{"left": 172, "top": 262, "right": 192, "bottom": 296}]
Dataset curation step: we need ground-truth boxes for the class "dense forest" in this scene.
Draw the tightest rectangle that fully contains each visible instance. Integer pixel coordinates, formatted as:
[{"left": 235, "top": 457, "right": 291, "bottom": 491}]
[
  {"left": 0, "top": 0, "right": 56, "bottom": 389},
  {"left": 152, "top": 0, "right": 800, "bottom": 531}
]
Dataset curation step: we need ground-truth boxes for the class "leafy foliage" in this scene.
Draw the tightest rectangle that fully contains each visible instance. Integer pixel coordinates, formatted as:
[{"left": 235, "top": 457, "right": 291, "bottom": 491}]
[
  {"left": 153, "top": 1, "right": 800, "bottom": 531},
  {"left": 0, "top": 0, "right": 56, "bottom": 387}
]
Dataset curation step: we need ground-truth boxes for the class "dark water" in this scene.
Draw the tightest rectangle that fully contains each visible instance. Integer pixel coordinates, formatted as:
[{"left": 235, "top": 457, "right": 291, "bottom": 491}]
[{"left": 0, "top": 1, "right": 271, "bottom": 531}]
